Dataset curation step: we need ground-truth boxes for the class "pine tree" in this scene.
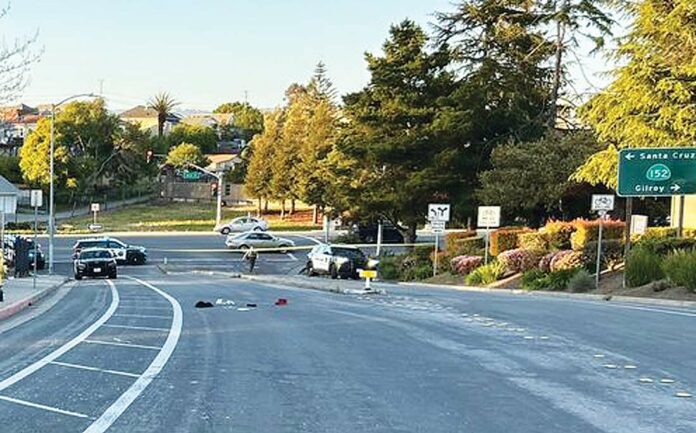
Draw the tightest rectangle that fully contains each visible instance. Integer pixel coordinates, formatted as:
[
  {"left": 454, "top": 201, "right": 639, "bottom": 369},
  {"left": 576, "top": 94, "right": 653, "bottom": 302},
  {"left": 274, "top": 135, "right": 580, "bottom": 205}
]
[{"left": 574, "top": 0, "right": 696, "bottom": 188}]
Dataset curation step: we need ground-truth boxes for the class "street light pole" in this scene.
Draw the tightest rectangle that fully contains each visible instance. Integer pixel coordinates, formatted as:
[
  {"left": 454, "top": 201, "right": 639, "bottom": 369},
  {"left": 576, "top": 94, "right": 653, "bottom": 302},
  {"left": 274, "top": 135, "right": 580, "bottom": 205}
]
[
  {"left": 48, "top": 93, "right": 98, "bottom": 275},
  {"left": 185, "top": 162, "right": 223, "bottom": 227}
]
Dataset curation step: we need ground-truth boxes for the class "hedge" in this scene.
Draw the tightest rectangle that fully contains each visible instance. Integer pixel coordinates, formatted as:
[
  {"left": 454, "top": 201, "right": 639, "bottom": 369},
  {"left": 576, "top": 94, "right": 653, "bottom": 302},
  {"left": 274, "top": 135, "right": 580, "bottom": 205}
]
[
  {"left": 518, "top": 232, "right": 548, "bottom": 253},
  {"left": 489, "top": 227, "right": 533, "bottom": 257},
  {"left": 542, "top": 220, "right": 576, "bottom": 250},
  {"left": 570, "top": 219, "right": 625, "bottom": 251},
  {"left": 446, "top": 234, "right": 483, "bottom": 257},
  {"left": 583, "top": 239, "right": 624, "bottom": 271}
]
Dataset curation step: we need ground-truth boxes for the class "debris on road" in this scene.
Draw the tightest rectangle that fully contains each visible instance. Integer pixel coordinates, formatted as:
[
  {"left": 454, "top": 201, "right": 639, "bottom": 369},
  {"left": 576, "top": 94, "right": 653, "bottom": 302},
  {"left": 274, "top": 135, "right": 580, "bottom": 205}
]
[
  {"left": 195, "top": 301, "right": 214, "bottom": 308},
  {"left": 215, "top": 298, "right": 235, "bottom": 306},
  {"left": 246, "top": 303, "right": 257, "bottom": 308},
  {"left": 275, "top": 298, "right": 288, "bottom": 306}
]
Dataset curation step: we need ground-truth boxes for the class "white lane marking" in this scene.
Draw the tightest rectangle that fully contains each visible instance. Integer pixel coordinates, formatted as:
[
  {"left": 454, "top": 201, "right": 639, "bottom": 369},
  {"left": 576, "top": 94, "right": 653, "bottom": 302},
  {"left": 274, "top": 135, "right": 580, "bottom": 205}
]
[
  {"left": 49, "top": 361, "right": 140, "bottom": 378},
  {"left": 83, "top": 340, "right": 161, "bottom": 351},
  {"left": 102, "top": 324, "right": 170, "bottom": 332},
  {"left": 0, "top": 395, "right": 90, "bottom": 419},
  {"left": 0, "top": 281, "right": 119, "bottom": 392},
  {"left": 83, "top": 276, "right": 182, "bottom": 433},
  {"left": 118, "top": 306, "right": 171, "bottom": 311},
  {"left": 286, "top": 253, "right": 298, "bottom": 261},
  {"left": 113, "top": 313, "right": 171, "bottom": 319}
]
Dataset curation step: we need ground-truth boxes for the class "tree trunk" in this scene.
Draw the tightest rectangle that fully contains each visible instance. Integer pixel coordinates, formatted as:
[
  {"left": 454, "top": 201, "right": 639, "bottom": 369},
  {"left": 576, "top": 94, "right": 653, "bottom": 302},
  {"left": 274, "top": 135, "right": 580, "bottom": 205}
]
[
  {"left": 263, "top": 199, "right": 269, "bottom": 213},
  {"left": 158, "top": 114, "right": 165, "bottom": 137},
  {"left": 549, "top": 4, "right": 566, "bottom": 128},
  {"left": 290, "top": 199, "right": 295, "bottom": 215},
  {"left": 257, "top": 198, "right": 262, "bottom": 216},
  {"left": 312, "top": 205, "right": 318, "bottom": 224},
  {"left": 280, "top": 200, "right": 286, "bottom": 220},
  {"left": 404, "top": 222, "right": 417, "bottom": 245}
]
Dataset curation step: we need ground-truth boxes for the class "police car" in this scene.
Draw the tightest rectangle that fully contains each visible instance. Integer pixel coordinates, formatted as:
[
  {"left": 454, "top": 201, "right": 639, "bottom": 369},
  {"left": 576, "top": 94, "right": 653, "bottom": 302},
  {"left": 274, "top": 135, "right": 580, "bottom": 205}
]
[{"left": 72, "top": 237, "right": 147, "bottom": 265}]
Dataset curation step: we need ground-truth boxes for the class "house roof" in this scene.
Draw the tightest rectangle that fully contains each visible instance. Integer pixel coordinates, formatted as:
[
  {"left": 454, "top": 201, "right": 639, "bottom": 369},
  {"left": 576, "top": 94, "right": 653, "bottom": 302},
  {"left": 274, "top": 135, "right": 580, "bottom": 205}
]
[
  {"left": 205, "top": 154, "right": 240, "bottom": 164},
  {"left": 0, "top": 175, "right": 20, "bottom": 195},
  {"left": 119, "top": 105, "right": 160, "bottom": 119},
  {"left": 181, "top": 113, "right": 234, "bottom": 127}
]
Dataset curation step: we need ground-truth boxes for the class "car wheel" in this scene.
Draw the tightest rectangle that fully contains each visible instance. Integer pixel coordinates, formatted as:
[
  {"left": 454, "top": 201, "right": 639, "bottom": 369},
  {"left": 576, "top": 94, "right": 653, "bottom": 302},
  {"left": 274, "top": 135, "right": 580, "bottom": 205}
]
[
  {"left": 239, "top": 245, "right": 250, "bottom": 251},
  {"left": 75, "top": 273, "right": 83, "bottom": 280},
  {"left": 279, "top": 244, "right": 289, "bottom": 254},
  {"left": 129, "top": 255, "right": 144, "bottom": 265},
  {"left": 307, "top": 262, "right": 317, "bottom": 276},
  {"left": 253, "top": 226, "right": 262, "bottom": 231},
  {"left": 330, "top": 264, "right": 338, "bottom": 280},
  {"left": 221, "top": 227, "right": 231, "bottom": 235},
  {"left": 108, "top": 271, "right": 117, "bottom": 279}
]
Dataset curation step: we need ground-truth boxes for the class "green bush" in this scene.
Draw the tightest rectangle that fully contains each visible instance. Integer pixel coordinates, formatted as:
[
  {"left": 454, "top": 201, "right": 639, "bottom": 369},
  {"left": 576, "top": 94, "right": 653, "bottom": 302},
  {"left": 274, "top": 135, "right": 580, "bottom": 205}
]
[
  {"left": 520, "top": 269, "right": 548, "bottom": 291},
  {"left": 662, "top": 250, "right": 696, "bottom": 291},
  {"left": 449, "top": 237, "right": 485, "bottom": 257},
  {"left": 334, "top": 233, "right": 362, "bottom": 244},
  {"left": 518, "top": 232, "right": 548, "bottom": 253},
  {"left": 567, "top": 269, "right": 595, "bottom": 293},
  {"left": 520, "top": 268, "right": 579, "bottom": 291},
  {"left": 465, "top": 261, "right": 506, "bottom": 286},
  {"left": 403, "top": 263, "right": 433, "bottom": 281},
  {"left": 583, "top": 239, "right": 625, "bottom": 271},
  {"left": 444, "top": 231, "right": 477, "bottom": 256},
  {"left": 378, "top": 254, "right": 402, "bottom": 280},
  {"left": 638, "top": 238, "right": 696, "bottom": 256},
  {"left": 625, "top": 248, "right": 664, "bottom": 287},
  {"left": 634, "top": 227, "right": 677, "bottom": 243},
  {"left": 413, "top": 244, "right": 434, "bottom": 262}
]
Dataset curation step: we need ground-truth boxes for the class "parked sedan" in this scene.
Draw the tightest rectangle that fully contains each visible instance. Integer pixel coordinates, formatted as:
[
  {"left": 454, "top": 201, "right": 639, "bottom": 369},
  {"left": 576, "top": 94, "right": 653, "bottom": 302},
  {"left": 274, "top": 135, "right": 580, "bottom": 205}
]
[
  {"left": 225, "top": 232, "right": 294, "bottom": 253},
  {"left": 74, "top": 248, "right": 118, "bottom": 280},
  {"left": 215, "top": 217, "right": 268, "bottom": 235}
]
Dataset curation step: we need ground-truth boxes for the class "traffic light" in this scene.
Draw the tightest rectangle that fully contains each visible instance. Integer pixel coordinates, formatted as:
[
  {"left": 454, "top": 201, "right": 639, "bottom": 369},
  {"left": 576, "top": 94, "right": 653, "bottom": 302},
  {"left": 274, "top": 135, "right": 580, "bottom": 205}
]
[
  {"left": 146, "top": 150, "right": 153, "bottom": 163},
  {"left": 211, "top": 182, "right": 218, "bottom": 197}
]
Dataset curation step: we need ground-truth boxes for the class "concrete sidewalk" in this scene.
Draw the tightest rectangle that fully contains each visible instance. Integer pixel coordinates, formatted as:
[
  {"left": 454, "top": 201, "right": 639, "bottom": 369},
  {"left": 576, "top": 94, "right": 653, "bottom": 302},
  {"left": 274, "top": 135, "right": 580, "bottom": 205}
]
[{"left": 0, "top": 275, "right": 69, "bottom": 321}]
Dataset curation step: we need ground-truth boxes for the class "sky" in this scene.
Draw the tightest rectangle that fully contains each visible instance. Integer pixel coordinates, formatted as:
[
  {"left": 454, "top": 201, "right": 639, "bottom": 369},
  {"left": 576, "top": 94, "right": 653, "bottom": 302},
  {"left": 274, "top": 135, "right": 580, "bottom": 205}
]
[{"left": 3, "top": 0, "right": 615, "bottom": 112}]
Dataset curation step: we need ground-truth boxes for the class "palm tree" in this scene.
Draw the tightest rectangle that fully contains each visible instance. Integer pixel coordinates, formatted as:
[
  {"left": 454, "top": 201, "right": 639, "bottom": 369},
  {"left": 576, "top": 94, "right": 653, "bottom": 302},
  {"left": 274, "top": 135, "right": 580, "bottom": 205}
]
[{"left": 147, "top": 92, "right": 179, "bottom": 137}]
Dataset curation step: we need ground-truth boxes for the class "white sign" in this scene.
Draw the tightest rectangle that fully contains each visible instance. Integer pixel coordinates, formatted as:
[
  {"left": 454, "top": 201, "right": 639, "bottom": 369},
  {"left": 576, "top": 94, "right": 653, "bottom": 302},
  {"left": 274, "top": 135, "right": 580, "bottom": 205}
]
[
  {"left": 631, "top": 214, "right": 649, "bottom": 235},
  {"left": 428, "top": 203, "right": 450, "bottom": 222},
  {"left": 591, "top": 194, "right": 615, "bottom": 212},
  {"left": 477, "top": 206, "right": 501, "bottom": 228},
  {"left": 431, "top": 220, "right": 446, "bottom": 233},
  {"left": 88, "top": 223, "right": 103, "bottom": 232},
  {"left": 91, "top": 203, "right": 100, "bottom": 212},
  {"left": 30, "top": 190, "right": 42, "bottom": 208}
]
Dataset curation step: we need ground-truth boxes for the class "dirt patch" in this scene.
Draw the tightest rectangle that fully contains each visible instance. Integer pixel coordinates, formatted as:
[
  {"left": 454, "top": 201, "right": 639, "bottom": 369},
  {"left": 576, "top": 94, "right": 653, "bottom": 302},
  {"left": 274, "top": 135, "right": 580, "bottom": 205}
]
[{"left": 592, "top": 272, "right": 696, "bottom": 301}]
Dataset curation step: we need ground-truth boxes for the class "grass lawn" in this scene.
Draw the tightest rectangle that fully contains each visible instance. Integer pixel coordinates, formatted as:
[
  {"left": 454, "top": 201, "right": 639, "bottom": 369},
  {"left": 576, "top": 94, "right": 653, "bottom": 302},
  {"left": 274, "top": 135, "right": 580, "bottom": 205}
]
[{"left": 57, "top": 201, "right": 322, "bottom": 233}]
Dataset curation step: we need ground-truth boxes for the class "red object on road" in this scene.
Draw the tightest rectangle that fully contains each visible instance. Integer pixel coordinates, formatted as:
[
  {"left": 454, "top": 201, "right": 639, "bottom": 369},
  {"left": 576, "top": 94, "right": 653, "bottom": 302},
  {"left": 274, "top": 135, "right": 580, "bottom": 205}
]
[{"left": 275, "top": 298, "right": 288, "bottom": 306}]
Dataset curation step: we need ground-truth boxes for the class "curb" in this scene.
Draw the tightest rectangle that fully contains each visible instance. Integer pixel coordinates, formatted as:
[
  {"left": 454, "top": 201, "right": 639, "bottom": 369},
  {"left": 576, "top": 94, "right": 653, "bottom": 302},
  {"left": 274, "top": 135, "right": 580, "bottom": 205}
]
[
  {"left": 398, "top": 281, "right": 696, "bottom": 309},
  {"left": 0, "top": 278, "right": 71, "bottom": 321}
]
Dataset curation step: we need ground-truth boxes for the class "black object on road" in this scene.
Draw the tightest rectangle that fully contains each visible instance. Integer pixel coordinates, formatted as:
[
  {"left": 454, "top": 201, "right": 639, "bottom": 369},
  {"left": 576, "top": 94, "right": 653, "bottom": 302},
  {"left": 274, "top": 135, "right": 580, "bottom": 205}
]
[
  {"left": 195, "top": 301, "right": 214, "bottom": 308},
  {"left": 246, "top": 303, "right": 257, "bottom": 308}
]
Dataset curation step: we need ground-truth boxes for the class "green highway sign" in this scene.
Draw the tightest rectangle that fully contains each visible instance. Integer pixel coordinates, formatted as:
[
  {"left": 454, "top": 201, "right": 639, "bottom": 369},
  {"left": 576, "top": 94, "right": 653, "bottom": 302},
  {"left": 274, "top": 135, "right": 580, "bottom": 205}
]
[{"left": 618, "top": 147, "right": 696, "bottom": 197}]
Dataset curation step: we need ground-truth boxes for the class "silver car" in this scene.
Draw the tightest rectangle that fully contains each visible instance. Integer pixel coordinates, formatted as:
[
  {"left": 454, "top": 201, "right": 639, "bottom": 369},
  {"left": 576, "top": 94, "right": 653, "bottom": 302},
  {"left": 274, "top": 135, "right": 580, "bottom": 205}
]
[{"left": 225, "top": 232, "right": 295, "bottom": 253}]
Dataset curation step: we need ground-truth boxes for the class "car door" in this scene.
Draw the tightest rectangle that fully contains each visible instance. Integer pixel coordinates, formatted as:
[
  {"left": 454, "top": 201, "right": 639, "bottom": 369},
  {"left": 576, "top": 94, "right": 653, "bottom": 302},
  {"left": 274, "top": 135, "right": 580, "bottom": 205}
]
[
  {"left": 255, "top": 233, "right": 275, "bottom": 248},
  {"left": 314, "top": 246, "right": 331, "bottom": 272},
  {"left": 107, "top": 240, "right": 127, "bottom": 262}
]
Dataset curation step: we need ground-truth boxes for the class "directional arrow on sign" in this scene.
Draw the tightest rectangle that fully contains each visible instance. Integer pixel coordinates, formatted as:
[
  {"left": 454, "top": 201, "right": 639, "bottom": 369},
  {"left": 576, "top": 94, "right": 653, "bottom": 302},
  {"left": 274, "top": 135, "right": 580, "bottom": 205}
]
[
  {"left": 625, "top": 153, "right": 635, "bottom": 160},
  {"left": 670, "top": 184, "right": 682, "bottom": 193}
]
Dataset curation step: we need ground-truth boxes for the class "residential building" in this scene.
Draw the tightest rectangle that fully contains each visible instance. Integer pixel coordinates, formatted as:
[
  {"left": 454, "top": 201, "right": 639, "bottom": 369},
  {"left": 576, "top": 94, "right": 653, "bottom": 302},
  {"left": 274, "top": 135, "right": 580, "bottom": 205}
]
[
  {"left": 0, "top": 104, "right": 50, "bottom": 155},
  {"left": 671, "top": 196, "right": 696, "bottom": 229},
  {"left": 205, "top": 153, "right": 242, "bottom": 173},
  {"left": 0, "top": 174, "right": 20, "bottom": 218},
  {"left": 119, "top": 105, "right": 181, "bottom": 136}
]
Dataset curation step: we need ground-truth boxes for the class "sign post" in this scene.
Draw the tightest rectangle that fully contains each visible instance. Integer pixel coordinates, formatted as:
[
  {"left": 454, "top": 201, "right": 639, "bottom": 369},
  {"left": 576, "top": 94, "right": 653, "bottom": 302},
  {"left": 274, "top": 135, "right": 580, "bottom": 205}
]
[
  {"left": 428, "top": 204, "right": 450, "bottom": 277},
  {"left": 91, "top": 203, "right": 100, "bottom": 225},
  {"left": 591, "top": 195, "right": 615, "bottom": 289},
  {"left": 376, "top": 221, "right": 383, "bottom": 257},
  {"left": 30, "top": 190, "right": 42, "bottom": 290},
  {"left": 477, "top": 206, "right": 501, "bottom": 265}
]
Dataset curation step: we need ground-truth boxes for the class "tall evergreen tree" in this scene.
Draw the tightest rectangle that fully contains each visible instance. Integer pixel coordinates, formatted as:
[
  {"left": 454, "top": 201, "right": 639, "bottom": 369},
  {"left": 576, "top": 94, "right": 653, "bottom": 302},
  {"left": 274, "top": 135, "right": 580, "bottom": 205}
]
[
  {"left": 245, "top": 109, "right": 283, "bottom": 213},
  {"left": 574, "top": 0, "right": 696, "bottom": 188}
]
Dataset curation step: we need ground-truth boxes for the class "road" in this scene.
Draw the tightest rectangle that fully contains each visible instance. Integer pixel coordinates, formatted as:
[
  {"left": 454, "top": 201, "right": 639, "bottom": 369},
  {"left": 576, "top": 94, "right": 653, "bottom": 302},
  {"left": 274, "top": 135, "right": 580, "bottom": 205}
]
[{"left": 0, "top": 263, "right": 695, "bottom": 432}]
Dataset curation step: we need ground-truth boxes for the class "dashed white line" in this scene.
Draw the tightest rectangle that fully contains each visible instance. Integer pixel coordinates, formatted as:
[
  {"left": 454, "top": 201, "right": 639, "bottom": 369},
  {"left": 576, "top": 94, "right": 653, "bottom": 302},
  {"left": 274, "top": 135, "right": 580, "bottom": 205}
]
[
  {"left": 49, "top": 361, "right": 140, "bottom": 378},
  {"left": 0, "top": 395, "right": 90, "bottom": 419},
  {"left": 0, "top": 280, "right": 119, "bottom": 392},
  {"left": 83, "top": 340, "right": 161, "bottom": 351},
  {"left": 113, "top": 313, "right": 172, "bottom": 319}
]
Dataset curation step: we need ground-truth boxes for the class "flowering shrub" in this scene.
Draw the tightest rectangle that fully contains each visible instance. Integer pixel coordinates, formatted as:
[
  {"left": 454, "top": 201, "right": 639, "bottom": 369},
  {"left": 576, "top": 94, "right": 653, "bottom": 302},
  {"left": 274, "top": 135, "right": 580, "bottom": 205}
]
[
  {"left": 450, "top": 255, "right": 484, "bottom": 275},
  {"left": 498, "top": 248, "right": 538, "bottom": 274},
  {"left": 489, "top": 227, "right": 533, "bottom": 256},
  {"left": 539, "top": 252, "right": 557, "bottom": 272},
  {"left": 518, "top": 232, "right": 548, "bottom": 253},
  {"left": 550, "top": 250, "right": 584, "bottom": 271},
  {"left": 570, "top": 218, "right": 625, "bottom": 251}
]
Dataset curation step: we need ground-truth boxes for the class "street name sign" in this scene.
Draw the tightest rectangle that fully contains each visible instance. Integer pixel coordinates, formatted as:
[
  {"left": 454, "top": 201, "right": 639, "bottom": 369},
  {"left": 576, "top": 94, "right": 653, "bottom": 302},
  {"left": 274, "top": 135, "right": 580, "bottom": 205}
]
[
  {"left": 618, "top": 148, "right": 696, "bottom": 196},
  {"left": 477, "top": 206, "right": 501, "bottom": 228},
  {"left": 428, "top": 204, "right": 450, "bottom": 222},
  {"left": 181, "top": 170, "right": 202, "bottom": 181},
  {"left": 30, "top": 190, "right": 42, "bottom": 208},
  {"left": 591, "top": 194, "right": 615, "bottom": 212}
]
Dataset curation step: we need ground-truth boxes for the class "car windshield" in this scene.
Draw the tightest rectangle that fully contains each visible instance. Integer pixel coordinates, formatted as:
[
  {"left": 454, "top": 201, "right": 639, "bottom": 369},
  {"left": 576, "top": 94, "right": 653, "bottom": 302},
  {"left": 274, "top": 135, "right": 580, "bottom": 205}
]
[
  {"left": 77, "top": 241, "right": 105, "bottom": 249},
  {"left": 79, "top": 250, "right": 112, "bottom": 260},
  {"left": 333, "top": 247, "right": 365, "bottom": 259}
]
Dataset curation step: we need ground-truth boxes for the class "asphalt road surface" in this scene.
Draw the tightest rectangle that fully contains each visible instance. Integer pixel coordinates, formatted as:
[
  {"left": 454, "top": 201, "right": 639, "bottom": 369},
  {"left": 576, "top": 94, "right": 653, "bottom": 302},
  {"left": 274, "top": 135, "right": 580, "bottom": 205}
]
[{"left": 0, "top": 264, "right": 695, "bottom": 432}]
